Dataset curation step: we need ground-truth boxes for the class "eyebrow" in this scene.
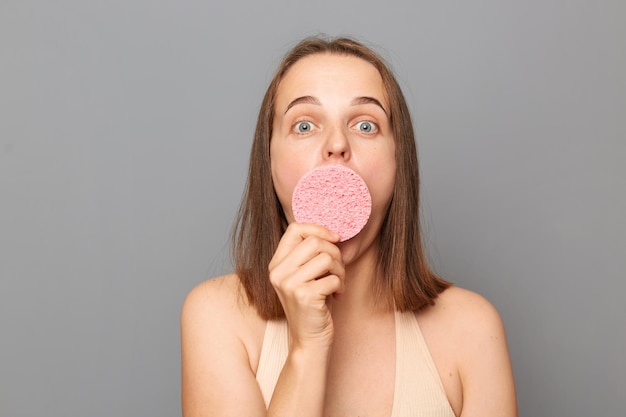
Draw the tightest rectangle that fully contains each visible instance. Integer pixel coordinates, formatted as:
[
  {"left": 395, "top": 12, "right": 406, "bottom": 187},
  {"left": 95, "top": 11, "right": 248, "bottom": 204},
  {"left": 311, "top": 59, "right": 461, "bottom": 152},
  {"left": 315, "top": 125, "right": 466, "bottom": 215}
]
[
  {"left": 284, "top": 95, "right": 388, "bottom": 115},
  {"left": 351, "top": 96, "right": 388, "bottom": 115},
  {"left": 285, "top": 96, "right": 321, "bottom": 114}
]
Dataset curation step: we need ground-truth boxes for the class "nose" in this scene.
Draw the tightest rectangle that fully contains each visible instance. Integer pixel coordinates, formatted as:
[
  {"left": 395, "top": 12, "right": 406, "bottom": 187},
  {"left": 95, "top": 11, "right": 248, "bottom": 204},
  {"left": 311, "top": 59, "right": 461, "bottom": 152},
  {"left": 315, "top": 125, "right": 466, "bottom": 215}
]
[{"left": 324, "top": 127, "right": 351, "bottom": 161}]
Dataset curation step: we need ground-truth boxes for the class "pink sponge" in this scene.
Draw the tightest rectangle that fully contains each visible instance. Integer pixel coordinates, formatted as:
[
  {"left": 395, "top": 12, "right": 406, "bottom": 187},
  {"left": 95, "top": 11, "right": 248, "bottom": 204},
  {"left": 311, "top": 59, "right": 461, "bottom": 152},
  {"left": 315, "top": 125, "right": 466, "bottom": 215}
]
[{"left": 292, "top": 165, "right": 372, "bottom": 242}]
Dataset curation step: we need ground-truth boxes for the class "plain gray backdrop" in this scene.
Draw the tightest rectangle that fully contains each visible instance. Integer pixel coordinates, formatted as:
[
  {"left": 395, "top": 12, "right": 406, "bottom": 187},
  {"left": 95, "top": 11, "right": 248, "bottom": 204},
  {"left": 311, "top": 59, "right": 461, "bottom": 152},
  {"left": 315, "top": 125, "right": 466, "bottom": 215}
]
[{"left": 1, "top": 0, "right": 624, "bottom": 416}]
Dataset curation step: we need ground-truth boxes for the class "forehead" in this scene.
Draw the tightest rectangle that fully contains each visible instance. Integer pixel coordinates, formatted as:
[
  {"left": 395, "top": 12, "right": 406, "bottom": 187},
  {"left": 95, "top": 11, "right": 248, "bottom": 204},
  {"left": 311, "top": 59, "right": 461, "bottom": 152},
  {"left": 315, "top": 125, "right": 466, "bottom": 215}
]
[{"left": 275, "top": 53, "right": 388, "bottom": 108}]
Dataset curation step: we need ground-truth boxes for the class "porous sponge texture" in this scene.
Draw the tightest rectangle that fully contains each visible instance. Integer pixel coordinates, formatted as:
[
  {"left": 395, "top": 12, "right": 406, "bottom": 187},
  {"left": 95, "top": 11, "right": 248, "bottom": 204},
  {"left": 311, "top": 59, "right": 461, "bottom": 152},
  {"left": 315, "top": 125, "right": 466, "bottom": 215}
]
[{"left": 292, "top": 164, "right": 372, "bottom": 242}]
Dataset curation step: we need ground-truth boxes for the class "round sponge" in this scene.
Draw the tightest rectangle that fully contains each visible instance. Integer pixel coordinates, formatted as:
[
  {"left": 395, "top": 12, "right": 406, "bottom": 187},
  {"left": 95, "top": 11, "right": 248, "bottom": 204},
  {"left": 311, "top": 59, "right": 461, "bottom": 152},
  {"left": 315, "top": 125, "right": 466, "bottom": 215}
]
[{"left": 292, "top": 164, "right": 372, "bottom": 242}]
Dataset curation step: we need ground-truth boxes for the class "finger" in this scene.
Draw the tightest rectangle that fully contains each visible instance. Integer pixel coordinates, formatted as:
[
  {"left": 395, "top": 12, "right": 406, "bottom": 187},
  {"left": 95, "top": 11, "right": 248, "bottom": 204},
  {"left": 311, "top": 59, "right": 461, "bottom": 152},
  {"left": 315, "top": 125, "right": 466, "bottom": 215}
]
[
  {"left": 270, "top": 236, "right": 343, "bottom": 286},
  {"left": 288, "top": 274, "right": 343, "bottom": 310},
  {"left": 285, "top": 250, "right": 345, "bottom": 286},
  {"left": 270, "top": 223, "right": 340, "bottom": 268},
  {"left": 270, "top": 244, "right": 345, "bottom": 293},
  {"left": 309, "top": 274, "right": 343, "bottom": 299},
  {"left": 306, "top": 251, "right": 345, "bottom": 285},
  {"left": 271, "top": 223, "right": 340, "bottom": 269},
  {"left": 292, "top": 235, "right": 343, "bottom": 267}
]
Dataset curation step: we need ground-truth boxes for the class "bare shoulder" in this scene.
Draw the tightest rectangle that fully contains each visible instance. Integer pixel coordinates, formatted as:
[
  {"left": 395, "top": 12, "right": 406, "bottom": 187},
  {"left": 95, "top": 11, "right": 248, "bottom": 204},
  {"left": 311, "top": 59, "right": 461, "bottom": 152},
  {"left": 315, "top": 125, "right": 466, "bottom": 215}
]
[
  {"left": 181, "top": 273, "right": 266, "bottom": 366},
  {"left": 182, "top": 274, "right": 239, "bottom": 321},
  {"left": 180, "top": 274, "right": 267, "bottom": 416},
  {"left": 422, "top": 286, "right": 510, "bottom": 369},
  {"left": 427, "top": 286, "right": 505, "bottom": 336},
  {"left": 418, "top": 286, "right": 517, "bottom": 416},
  {"left": 182, "top": 273, "right": 243, "bottom": 312}
]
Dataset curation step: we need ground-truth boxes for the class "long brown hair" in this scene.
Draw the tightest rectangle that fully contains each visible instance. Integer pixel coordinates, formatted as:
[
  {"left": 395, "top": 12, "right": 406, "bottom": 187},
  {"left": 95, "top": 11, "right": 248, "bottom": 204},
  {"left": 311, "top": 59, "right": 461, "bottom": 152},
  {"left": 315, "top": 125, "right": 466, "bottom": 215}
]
[{"left": 232, "top": 36, "right": 449, "bottom": 320}]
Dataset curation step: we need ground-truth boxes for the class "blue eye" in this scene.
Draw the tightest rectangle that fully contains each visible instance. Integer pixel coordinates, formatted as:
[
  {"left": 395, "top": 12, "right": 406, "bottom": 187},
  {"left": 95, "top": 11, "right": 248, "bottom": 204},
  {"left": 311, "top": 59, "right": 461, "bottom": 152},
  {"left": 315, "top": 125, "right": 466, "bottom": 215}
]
[
  {"left": 295, "top": 121, "right": 314, "bottom": 133},
  {"left": 356, "top": 121, "right": 377, "bottom": 133}
]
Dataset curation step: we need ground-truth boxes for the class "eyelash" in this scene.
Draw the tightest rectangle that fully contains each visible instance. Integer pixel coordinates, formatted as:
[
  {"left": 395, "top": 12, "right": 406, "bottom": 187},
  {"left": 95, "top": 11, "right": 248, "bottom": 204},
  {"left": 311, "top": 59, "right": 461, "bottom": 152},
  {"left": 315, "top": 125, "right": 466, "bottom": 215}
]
[
  {"left": 290, "top": 118, "right": 380, "bottom": 136},
  {"left": 292, "top": 119, "right": 316, "bottom": 134},
  {"left": 353, "top": 120, "right": 378, "bottom": 134}
]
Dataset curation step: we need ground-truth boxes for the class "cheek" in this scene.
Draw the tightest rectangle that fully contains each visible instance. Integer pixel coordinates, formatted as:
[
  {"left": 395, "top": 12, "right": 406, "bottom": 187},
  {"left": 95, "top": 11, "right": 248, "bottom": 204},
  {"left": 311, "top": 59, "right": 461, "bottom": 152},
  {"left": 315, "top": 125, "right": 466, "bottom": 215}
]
[
  {"left": 366, "top": 161, "right": 396, "bottom": 217},
  {"left": 373, "top": 174, "right": 395, "bottom": 207},
  {"left": 270, "top": 155, "right": 305, "bottom": 221}
]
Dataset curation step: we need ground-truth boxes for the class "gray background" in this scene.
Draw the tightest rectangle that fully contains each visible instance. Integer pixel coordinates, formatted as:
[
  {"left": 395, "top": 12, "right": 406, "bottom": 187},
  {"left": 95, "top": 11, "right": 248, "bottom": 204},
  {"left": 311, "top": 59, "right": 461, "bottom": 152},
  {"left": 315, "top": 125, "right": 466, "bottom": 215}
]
[{"left": 1, "top": 0, "right": 624, "bottom": 416}]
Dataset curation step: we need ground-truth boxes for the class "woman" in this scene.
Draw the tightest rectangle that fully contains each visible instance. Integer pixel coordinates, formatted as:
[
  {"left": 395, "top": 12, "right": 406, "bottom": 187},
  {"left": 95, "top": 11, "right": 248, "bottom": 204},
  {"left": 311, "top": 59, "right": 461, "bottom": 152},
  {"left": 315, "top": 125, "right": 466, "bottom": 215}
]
[{"left": 181, "top": 36, "right": 517, "bottom": 417}]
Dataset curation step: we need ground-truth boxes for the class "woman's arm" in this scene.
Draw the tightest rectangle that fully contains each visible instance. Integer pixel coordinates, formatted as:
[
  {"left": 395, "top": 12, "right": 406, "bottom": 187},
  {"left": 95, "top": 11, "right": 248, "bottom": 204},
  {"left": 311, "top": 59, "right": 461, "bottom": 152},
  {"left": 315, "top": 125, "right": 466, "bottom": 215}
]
[
  {"left": 181, "top": 277, "right": 266, "bottom": 417},
  {"left": 455, "top": 290, "right": 518, "bottom": 417},
  {"left": 266, "top": 223, "right": 344, "bottom": 415},
  {"left": 181, "top": 224, "right": 344, "bottom": 417}
]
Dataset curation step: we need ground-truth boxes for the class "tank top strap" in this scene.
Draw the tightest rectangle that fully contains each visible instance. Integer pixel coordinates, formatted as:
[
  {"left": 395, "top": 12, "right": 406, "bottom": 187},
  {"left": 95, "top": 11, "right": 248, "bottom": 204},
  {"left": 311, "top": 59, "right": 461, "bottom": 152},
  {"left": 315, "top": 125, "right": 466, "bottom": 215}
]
[
  {"left": 255, "top": 312, "right": 454, "bottom": 415},
  {"left": 392, "top": 310, "right": 455, "bottom": 417},
  {"left": 255, "top": 319, "right": 289, "bottom": 408}
]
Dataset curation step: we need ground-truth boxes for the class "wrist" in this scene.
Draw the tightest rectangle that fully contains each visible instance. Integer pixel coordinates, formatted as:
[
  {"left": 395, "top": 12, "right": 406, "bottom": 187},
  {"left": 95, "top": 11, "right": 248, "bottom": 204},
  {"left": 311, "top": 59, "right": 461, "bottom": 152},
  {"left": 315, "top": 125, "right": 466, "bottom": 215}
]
[{"left": 288, "top": 342, "right": 332, "bottom": 367}]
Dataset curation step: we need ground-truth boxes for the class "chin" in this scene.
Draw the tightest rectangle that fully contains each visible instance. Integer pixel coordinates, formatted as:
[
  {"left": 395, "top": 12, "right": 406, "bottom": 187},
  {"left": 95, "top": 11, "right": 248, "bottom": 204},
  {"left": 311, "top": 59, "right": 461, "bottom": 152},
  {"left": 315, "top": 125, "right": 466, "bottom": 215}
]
[{"left": 337, "top": 228, "right": 380, "bottom": 267}]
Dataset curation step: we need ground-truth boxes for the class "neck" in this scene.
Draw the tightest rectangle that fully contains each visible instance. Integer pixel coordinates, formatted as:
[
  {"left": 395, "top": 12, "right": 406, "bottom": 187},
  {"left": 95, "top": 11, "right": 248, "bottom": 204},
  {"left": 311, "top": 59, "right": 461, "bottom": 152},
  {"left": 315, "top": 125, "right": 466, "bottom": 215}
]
[{"left": 328, "top": 242, "right": 388, "bottom": 321}]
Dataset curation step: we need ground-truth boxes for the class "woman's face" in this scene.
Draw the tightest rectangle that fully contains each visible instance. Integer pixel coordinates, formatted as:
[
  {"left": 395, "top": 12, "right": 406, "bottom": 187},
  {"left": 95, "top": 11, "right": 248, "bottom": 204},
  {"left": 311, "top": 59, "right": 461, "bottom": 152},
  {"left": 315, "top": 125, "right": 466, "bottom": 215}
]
[{"left": 270, "top": 53, "right": 396, "bottom": 261}]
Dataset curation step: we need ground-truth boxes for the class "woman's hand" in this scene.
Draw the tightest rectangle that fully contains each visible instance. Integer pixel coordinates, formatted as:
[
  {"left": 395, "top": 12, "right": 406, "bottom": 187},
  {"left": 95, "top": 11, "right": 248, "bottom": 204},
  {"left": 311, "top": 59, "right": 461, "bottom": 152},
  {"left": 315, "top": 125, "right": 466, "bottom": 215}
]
[{"left": 268, "top": 223, "right": 345, "bottom": 350}]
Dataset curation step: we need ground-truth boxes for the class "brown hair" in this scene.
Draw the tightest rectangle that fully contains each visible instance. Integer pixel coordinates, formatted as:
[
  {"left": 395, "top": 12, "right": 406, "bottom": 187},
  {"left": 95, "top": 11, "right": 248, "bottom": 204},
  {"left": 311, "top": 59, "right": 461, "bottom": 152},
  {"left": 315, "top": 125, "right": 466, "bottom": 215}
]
[{"left": 232, "top": 36, "right": 450, "bottom": 320}]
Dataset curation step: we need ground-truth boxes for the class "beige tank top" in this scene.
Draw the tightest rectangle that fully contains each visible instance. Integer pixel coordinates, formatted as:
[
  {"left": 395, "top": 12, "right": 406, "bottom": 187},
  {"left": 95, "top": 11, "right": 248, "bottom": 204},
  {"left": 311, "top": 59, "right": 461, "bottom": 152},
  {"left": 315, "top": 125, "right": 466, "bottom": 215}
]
[{"left": 255, "top": 310, "right": 455, "bottom": 416}]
